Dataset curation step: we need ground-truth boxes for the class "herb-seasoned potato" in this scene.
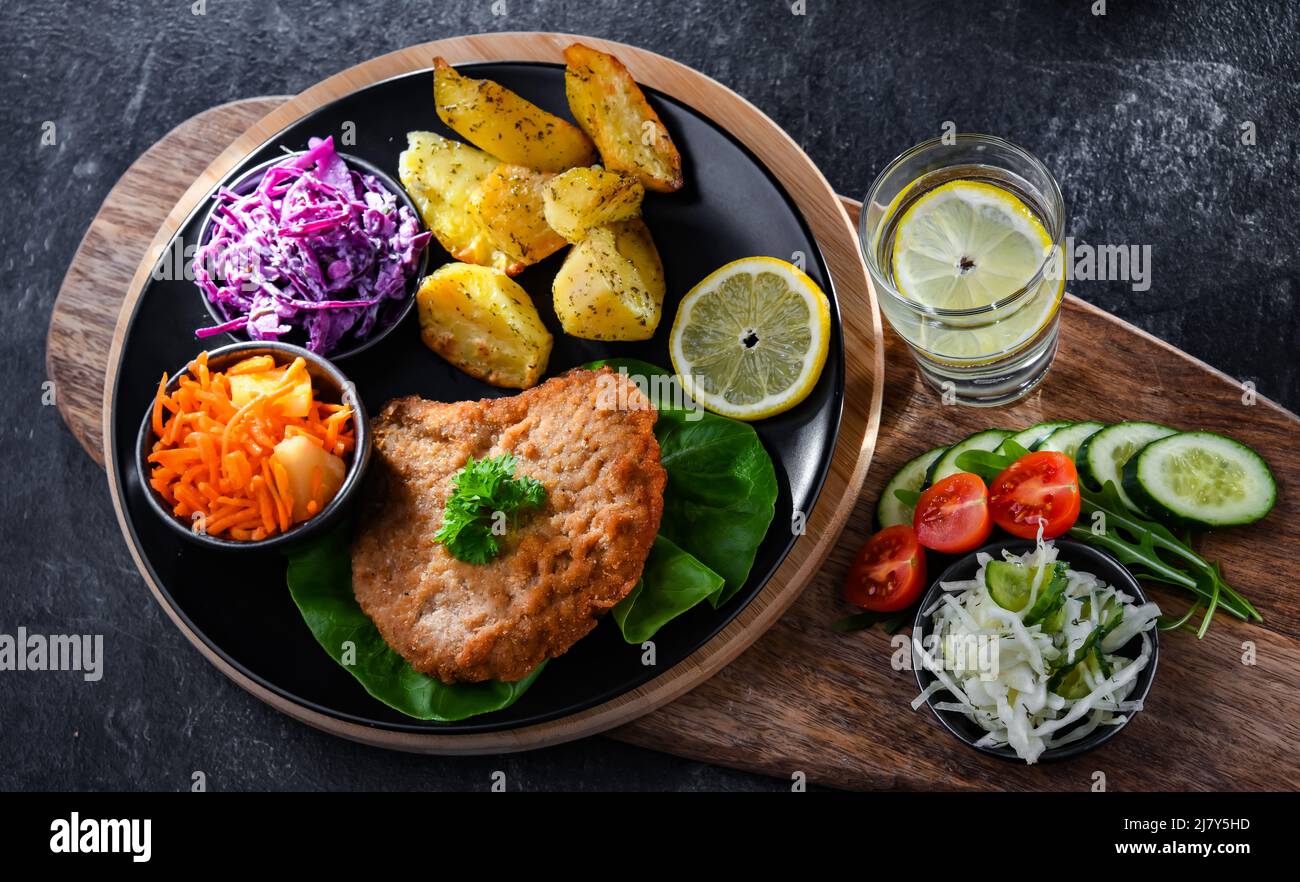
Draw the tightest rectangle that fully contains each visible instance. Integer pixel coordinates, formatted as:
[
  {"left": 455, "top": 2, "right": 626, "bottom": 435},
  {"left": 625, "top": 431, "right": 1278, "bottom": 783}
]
[
  {"left": 398, "top": 131, "right": 522, "bottom": 274},
  {"left": 552, "top": 219, "right": 665, "bottom": 341},
  {"left": 471, "top": 164, "right": 569, "bottom": 268},
  {"left": 416, "top": 263, "right": 553, "bottom": 389},
  {"left": 563, "top": 43, "right": 683, "bottom": 193},
  {"left": 434, "top": 57, "right": 597, "bottom": 173},
  {"left": 542, "top": 166, "right": 644, "bottom": 243}
]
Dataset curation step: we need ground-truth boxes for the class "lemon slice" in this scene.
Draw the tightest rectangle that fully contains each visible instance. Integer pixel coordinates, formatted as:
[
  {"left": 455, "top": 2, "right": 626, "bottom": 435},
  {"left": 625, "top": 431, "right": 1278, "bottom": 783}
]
[
  {"left": 892, "top": 180, "right": 1052, "bottom": 311},
  {"left": 918, "top": 278, "right": 1062, "bottom": 362},
  {"left": 670, "top": 257, "right": 831, "bottom": 421}
]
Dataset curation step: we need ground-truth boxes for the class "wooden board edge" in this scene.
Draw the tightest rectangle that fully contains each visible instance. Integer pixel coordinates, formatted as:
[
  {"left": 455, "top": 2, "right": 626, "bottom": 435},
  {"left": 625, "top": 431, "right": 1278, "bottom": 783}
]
[{"left": 47, "top": 97, "right": 293, "bottom": 464}]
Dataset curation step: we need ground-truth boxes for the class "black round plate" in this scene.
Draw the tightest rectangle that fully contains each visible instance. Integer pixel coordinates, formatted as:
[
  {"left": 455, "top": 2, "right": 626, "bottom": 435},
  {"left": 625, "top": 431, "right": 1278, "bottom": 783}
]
[{"left": 110, "top": 62, "right": 845, "bottom": 733}]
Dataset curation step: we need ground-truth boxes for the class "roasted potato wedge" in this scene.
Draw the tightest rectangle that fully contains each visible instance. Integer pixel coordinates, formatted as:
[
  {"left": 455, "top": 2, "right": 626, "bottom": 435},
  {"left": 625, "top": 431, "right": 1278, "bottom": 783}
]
[
  {"left": 471, "top": 164, "right": 569, "bottom": 268},
  {"left": 434, "top": 57, "right": 597, "bottom": 173},
  {"left": 563, "top": 43, "right": 683, "bottom": 193},
  {"left": 552, "top": 219, "right": 665, "bottom": 341},
  {"left": 542, "top": 166, "right": 644, "bottom": 243},
  {"left": 398, "top": 131, "right": 523, "bottom": 274},
  {"left": 416, "top": 263, "right": 553, "bottom": 389}
]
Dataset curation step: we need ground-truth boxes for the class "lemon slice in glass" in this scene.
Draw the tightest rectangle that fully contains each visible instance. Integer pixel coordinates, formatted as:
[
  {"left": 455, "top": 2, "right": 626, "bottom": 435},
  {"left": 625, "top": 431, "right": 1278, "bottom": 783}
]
[
  {"left": 669, "top": 257, "right": 831, "bottom": 421},
  {"left": 892, "top": 180, "right": 1052, "bottom": 311},
  {"left": 917, "top": 278, "right": 1062, "bottom": 361}
]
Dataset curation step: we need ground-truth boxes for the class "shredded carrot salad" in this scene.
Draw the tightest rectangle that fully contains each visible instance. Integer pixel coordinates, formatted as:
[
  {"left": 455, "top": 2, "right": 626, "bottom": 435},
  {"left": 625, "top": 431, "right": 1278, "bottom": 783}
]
[{"left": 147, "top": 351, "right": 355, "bottom": 541}]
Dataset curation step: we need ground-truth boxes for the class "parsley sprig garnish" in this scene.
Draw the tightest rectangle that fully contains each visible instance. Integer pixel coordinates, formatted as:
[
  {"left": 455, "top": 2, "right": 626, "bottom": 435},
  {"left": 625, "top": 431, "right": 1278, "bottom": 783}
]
[{"left": 434, "top": 454, "right": 547, "bottom": 564}]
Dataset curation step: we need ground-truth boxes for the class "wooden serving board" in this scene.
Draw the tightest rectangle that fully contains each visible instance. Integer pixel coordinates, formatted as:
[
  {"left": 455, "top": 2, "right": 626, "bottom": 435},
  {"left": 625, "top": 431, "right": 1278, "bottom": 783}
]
[{"left": 53, "top": 81, "right": 1300, "bottom": 789}]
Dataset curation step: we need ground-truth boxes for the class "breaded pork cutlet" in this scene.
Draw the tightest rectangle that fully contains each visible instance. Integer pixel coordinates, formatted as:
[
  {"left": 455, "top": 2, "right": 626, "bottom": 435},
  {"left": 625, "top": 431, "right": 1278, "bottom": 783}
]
[{"left": 352, "top": 367, "right": 665, "bottom": 683}]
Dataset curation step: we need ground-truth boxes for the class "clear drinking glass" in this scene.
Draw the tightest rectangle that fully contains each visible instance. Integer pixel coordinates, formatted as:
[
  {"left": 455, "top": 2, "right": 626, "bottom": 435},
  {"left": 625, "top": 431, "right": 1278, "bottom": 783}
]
[{"left": 860, "top": 134, "right": 1066, "bottom": 406}]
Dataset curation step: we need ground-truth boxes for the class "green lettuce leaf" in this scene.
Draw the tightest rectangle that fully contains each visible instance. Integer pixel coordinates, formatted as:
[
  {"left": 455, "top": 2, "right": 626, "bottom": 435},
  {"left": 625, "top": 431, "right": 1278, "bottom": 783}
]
[
  {"left": 285, "top": 526, "right": 545, "bottom": 722},
  {"left": 589, "top": 358, "right": 778, "bottom": 607},
  {"left": 612, "top": 535, "right": 725, "bottom": 644}
]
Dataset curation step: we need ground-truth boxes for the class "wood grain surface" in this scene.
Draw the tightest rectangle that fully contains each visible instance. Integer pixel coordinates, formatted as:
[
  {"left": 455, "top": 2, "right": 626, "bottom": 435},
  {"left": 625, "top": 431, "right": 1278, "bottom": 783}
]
[
  {"left": 50, "top": 67, "right": 1300, "bottom": 787},
  {"left": 91, "top": 34, "right": 885, "bottom": 756},
  {"left": 46, "top": 97, "right": 291, "bottom": 465}
]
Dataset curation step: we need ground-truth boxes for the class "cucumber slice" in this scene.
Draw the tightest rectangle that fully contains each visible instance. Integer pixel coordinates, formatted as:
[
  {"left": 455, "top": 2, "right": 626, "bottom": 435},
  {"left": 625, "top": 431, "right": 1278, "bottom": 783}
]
[
  {"left": 876, "top": 445, "right": 948, "bottom": 528},
  {"left": 1078, "top": 421, "right": 1177, "bottom": 511},
  {"left": 928, "top": 429, "right": 1013, "bottom": 485},
  {"left": 1042, "top": 602, "right": 1069, "bottom": 634},
  {"left": 1079, "top": 595, "right": 1120, "bottom": 622},
  {"left": 1122, "top": 431, "right": 1277, "bottom": 527},
  {"left": 1024, "top": 569, "right": 1069, "bottom": 627},
  {"left": 986, "top": 560, "right": 1062, "bottom": 616},
  {"left": 1053, "top": 651, "right": 1103, "bottom": 700},
  {"left": 1048, "top": 607, "right": 1121, "bottom": 697},
  {"left": 1037, "top": 421, "right": 1106, "bottom": 460},
  {"left": 1000, "top": 421, "right": 1073, "bottom": 455},
  {"left": 986, "top": 561, "right": 1034, "bottom": 611}
]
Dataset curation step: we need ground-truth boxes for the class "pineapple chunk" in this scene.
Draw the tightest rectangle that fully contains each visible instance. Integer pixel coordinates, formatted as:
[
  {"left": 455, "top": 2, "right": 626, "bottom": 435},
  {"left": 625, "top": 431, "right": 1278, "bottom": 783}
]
[
  {"left": 271, "top": 435, "right": 345, "bottom": 523},
  {"left": 227, "top": 364, "right": 312, "bottom": 418}
]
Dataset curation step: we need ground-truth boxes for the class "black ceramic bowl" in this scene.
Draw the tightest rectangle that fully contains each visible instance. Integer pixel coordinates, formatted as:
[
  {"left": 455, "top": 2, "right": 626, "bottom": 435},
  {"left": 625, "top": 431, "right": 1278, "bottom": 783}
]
[
  {"left": 912, "top": 538, "right": 1159, "bottom": 762},
  {"left": 135, "top": 340, "right": 371, "bottom": 552},
  {"left": 194, "top": 150, "right": 429, "bottom": 360}
]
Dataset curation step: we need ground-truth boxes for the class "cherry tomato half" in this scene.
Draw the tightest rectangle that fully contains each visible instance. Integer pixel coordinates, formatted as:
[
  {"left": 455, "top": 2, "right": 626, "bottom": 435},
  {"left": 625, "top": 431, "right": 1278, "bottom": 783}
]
[
  {"left": 843, "top": 524, "right": 927, "bottom": 612},
  {"left": 989, "top": 451, "right": 1082, "bottom": 539},
  {"left": 913, "top": 472, "right": 993, "bottom": 554}
]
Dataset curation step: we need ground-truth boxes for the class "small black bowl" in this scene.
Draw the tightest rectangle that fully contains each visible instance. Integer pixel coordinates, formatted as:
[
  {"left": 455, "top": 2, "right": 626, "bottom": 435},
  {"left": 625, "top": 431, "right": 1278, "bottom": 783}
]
[
  {"left": 912, "top": 538, "right": 1159, "bottom": 762},
  {"left": 135, "top": 341, "right": 371, "bottom": 552},
  {"left": 194, "top": 149, "right": 429, "bottom": 360}
]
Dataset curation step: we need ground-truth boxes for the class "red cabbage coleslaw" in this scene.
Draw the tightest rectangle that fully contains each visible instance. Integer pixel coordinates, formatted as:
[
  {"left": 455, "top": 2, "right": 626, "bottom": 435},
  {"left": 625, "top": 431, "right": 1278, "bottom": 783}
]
[
  {"left": 912, "top": 538, "right": 1160, "bottom": 763},
  {"left": 193, "top": 136, "right": 431, "bottom": 356}
]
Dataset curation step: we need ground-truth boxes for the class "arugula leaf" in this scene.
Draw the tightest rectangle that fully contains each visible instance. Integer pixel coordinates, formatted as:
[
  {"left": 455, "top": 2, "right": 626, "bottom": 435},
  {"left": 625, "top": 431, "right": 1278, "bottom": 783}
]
[
  {"left": 1069, "top": 480, "right": 1261, "bottom": 629},
  {"left": 893, "top": 488, "right": 921, "bottom": 507},
  {"left": 434, "top": 454, "right": 546, "bottom": 564},
  {"left": 999, "top": 439, "right": 1033, "bottom": 460},
  {"left": 285, "top": 525, "right": 545, "bottom": 721},
  {"left": 1158, "top": 600, "right": 1204, "bottom": 633},
  {"left": 953, "top": 439, "right": 1030, "bottom": 482}
]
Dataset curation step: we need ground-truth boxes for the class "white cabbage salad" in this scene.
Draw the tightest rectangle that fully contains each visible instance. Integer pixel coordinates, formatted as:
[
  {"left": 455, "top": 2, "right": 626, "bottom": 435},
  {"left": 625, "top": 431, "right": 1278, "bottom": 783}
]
[{"left": 911, "top": 538, "right": 1160, "bottom": 764}]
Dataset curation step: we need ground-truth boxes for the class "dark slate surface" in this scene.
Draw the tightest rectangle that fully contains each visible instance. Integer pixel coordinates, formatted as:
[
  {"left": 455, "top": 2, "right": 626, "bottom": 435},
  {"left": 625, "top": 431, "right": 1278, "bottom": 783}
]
[{"left": 1, "top": 0, "right": 1296, "bottom": 791}]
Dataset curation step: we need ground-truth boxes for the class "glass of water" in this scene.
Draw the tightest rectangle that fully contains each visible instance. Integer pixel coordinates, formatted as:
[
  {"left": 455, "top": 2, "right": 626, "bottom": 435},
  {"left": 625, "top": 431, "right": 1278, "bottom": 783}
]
[{"left": 860, "top": 134, "right": 1066, "bottom": 407}]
